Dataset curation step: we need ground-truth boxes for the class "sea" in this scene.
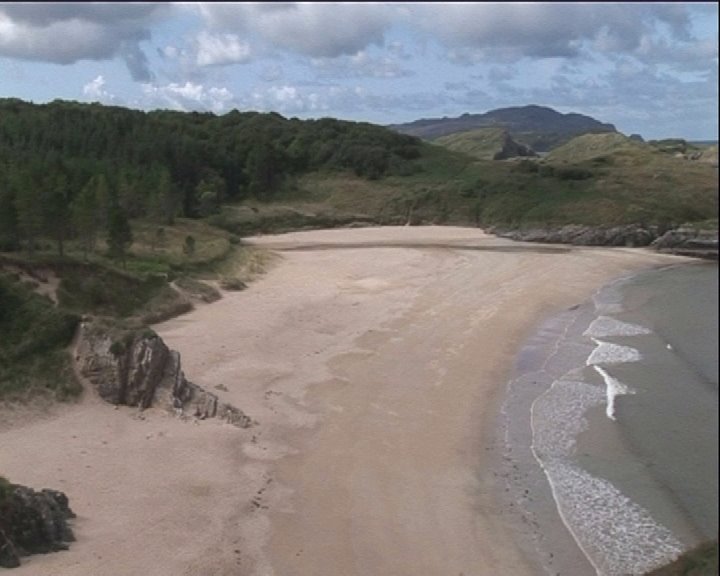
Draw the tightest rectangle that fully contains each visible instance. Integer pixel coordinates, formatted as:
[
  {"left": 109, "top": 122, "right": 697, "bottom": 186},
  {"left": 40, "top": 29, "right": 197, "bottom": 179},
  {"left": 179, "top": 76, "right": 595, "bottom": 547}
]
[{"left": 499, "top": 261, "right": 718, "bottom": 576}]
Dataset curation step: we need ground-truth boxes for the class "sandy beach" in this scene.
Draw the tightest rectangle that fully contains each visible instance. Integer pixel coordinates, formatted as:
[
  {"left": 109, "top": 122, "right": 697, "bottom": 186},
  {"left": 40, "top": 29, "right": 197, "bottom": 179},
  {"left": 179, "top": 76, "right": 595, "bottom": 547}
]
[{"left": 0, "top": 226, "right": 691, "bottom": 575}]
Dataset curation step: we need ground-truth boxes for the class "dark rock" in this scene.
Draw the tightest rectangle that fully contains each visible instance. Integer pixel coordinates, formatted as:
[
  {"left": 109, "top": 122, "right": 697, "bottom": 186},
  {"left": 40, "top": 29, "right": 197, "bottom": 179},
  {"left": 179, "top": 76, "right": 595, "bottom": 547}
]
[
  {"left": 493, "top": 133, "right": 538, "bottom": 160},
  {"left": 492, "top": 224, "right": 657, "bottom": 247},
  {"left": 490, "top": 224, "right": 717, "bottom": 259},
  {"left": 76, "top": 323, "right": 253, "bottom": 427},
  {"left": 0, "top": 484, "right": 75, "bottom": 568}
]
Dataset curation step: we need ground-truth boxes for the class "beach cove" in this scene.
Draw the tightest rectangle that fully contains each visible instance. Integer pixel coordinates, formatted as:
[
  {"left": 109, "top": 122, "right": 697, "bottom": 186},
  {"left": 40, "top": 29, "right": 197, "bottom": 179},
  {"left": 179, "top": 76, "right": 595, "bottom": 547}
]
[{"left": 0, "top": 226, "right": 696, "bottom": 575}]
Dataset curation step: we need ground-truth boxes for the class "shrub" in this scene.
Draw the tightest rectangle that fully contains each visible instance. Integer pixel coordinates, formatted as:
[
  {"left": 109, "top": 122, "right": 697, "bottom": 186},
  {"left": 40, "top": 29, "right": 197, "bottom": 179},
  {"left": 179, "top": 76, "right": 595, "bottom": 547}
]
[{"left": 556, "top": 167, "right": 593, "bottom": 181}]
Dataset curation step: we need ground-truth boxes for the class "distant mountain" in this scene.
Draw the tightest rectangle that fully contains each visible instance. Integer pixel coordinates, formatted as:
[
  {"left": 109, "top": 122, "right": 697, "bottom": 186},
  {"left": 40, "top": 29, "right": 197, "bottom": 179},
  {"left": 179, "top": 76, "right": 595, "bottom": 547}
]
[{"left": 388, "top": 105, "right": 617, "bottom": 152}]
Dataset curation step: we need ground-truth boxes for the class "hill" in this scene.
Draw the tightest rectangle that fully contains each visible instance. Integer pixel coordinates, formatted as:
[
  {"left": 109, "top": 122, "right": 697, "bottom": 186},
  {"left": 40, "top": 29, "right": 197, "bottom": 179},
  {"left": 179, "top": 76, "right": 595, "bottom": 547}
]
[
  {"left": 388, "top": 104, "right": 617, "bottom": 151},
  {"left": 545, "top": 132, "right": 647, "bottom": 163},
  {"left": 434, "top": 127, "right": 537, "bottom": 160}
]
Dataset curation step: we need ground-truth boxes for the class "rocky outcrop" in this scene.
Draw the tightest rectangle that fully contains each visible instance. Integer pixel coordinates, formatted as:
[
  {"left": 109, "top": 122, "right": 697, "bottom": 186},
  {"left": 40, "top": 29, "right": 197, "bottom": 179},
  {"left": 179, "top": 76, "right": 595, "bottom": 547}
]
[
  {"left": 652, "top": 227, "right": 718, "bottom": 260},
  {"left": 490, "top": 224, "right": 718, "bottom": 259},
  {"left": 75, "top": 322, "right": 253, "bottom": 427},
  {"left": 0, "top": 483, "right": 75, "bottom": 568},
  {"left": 492, "top": 224, "right": 657, "bottom": 247},
  {"left": 493, "top": 133, "right": 538, "bottom": 160}
]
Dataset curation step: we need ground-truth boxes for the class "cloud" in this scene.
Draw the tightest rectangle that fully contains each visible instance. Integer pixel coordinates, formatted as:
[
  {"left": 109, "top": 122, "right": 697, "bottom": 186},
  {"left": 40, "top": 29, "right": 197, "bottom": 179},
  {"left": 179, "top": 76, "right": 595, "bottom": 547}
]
[
  {"left": 142, "top": 81, "right": 234, "bottom": 113},
  {"left": 311, "top": 50, "right": 414, "bottom": 79},
  {"left": 82, "top": 75, "right": 115, "bottom": 102},
  {"left": 199, "top": 3, "right": 393, "bottom": 58},
  {"left": 406, "top": 3, "right": 701, "bottom": 63},
  {"left": 0, "top": 3, "right": 170, "bottom": 80},
  {"left": 195, "top": 31, "right": 251, "bottom": 67}
]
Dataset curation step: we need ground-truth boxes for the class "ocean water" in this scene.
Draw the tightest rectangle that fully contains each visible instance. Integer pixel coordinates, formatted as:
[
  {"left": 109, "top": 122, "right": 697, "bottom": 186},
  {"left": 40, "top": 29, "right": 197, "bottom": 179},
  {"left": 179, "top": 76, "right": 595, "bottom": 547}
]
[{"left": 500, "top": 262, "right": 718, "bottom": 576}]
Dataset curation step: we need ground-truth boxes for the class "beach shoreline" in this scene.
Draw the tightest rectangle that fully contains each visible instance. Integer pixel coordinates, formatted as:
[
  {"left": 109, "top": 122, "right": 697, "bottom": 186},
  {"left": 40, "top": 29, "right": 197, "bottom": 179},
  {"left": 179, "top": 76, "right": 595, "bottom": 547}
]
[{"left": 0, "top": 226, "right": 692, "bottom": 575}]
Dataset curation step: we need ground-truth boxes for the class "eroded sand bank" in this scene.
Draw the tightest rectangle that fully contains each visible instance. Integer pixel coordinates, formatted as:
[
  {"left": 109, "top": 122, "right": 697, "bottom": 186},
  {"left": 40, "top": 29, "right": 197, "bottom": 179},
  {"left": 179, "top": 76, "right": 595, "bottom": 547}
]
[{"left": 0, "top": 227, "right": 689, "bottom": 575}]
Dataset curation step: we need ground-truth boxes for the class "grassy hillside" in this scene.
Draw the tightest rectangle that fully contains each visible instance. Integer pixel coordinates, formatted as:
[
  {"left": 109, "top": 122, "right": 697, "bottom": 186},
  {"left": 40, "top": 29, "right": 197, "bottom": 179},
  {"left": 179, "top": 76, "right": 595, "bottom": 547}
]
[
  {"left": 434, "top": 127, "right": 536, "bottom": 160},
  {"left": 0, "top": 217, "right": 272, "bottom": 402},
  {"left": 205, "top": 134, "right": 716, "bottom": 236},
  {"left": 0, "top": 273, "right": 80, "bottom": 401},
  {"left": 545, "top": 132, "right": 647, "bottom": 163}
]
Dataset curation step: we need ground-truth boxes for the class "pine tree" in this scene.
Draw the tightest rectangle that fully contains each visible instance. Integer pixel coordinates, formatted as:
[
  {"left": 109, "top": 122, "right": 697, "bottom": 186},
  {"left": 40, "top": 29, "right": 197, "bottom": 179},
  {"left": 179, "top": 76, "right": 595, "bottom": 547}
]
[
  {"left": 44, "top": 172, "right": 71, "bottom": 257},
  {"left": 13, "top": 172, "right": 43, "bottom": 256},
  {"left": 72, "top": 178, "right": 99, "bottom": 260},
  {"left": 106, "top": 204, "right": 133, "bottom": 268},
  {"left": 0, "top": 180, "right": 20, "bottom": 251}
]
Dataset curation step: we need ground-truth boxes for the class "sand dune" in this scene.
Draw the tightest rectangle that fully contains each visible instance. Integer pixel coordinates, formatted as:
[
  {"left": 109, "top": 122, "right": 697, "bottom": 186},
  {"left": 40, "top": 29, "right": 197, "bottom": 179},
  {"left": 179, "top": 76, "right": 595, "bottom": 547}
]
[{"left": 0, "top": 227, "right": 688, "bottom": 575}]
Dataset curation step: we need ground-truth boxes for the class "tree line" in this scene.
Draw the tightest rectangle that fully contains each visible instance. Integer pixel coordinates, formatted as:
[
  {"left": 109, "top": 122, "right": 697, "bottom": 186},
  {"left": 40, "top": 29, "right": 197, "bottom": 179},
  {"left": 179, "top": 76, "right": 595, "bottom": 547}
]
[{"left": 0, "top": 98, "right": 422, "bottom": 255}]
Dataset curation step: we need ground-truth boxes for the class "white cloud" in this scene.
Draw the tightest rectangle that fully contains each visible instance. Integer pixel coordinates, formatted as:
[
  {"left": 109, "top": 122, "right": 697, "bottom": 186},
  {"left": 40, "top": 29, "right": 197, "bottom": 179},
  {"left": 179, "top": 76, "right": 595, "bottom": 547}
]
[
  {"left": 142, "top": 81, "right": 234, "bottom": 113},
  {"left": 199, "top": 3, "right": 393, "bottom": 58},
  {"left": 195, "top": 31, "right": 251, "bottom": 67},
  {"left": 82, "top": 75, "right": 114, "bottom": 102}
]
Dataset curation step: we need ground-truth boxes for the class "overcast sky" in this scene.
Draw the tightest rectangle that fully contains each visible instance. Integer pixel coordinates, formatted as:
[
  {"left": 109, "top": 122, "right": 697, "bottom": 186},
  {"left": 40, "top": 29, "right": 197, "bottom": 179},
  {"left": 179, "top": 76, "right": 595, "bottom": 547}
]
[{"left": 0, "top": 2, "right": 717, "bottom": 140}]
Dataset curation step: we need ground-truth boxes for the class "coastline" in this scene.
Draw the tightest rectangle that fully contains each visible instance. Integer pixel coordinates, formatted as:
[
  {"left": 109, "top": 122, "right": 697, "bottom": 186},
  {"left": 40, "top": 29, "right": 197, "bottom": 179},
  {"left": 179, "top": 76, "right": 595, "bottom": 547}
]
[
  {"left": 501, "top": 260, "right": 718, "bottom": 576},
  {"left": 0, "top": 227, "right": 693, "bottom": 575}
]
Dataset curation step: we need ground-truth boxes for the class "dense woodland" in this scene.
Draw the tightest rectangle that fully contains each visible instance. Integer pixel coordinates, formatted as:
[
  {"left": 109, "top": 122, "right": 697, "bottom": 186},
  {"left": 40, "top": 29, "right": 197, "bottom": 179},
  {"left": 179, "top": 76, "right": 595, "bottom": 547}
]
[{"left": 0, "top": 98, "right": 422, "bottom": 255}]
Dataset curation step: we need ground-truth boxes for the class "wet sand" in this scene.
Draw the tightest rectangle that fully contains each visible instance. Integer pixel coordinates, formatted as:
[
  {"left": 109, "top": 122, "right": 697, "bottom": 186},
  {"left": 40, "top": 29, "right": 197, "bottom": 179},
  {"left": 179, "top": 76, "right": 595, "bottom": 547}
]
[{"left": 0, "top": 226, "right": 689, "bottom": 575}]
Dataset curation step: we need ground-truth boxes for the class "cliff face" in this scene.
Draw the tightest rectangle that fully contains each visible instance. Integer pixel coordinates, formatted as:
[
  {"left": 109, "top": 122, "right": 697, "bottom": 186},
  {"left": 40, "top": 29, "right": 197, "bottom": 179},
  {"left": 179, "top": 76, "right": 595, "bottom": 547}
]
[
  {"left": 0, "top": 484, "right": 75, "bottom": 568},
  {"left": 75, "top": 322, "right": 253, "bottom": 428}
]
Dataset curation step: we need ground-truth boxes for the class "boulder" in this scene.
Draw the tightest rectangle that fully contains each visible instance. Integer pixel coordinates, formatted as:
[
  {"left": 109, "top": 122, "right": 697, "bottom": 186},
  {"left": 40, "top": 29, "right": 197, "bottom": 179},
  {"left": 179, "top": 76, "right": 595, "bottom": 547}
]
[{"left": 0, "top": 484, "right": 75, "bottom": 568}]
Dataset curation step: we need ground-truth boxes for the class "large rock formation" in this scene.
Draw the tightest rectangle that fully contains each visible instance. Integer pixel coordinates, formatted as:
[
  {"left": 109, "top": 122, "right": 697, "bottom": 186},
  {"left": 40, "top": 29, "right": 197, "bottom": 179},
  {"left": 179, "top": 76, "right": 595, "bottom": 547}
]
[
  {"left": 493, "top": 132, "right": 538, "bottom": 160},
  {"left": 0, "top": 483, "right": 75, "bottom": 568},
  {"left": 75, "top": 322, "right": 253, "bottom": 427}
]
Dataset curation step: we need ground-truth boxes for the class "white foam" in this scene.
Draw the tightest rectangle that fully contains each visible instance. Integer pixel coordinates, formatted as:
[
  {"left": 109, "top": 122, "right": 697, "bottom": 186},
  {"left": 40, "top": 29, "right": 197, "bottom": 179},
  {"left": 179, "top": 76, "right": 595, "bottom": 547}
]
[
  {"left": 584, "top": 316, "right": 651, "bottom": 338},
  {"left": 531, "top": 378, "right": 683, "bottom": 576},
  {"left": 532, "top": 379, "right": 604, "bottom": 460},
  {"left": 543, "top": 460, "right": 684, "bottom": 576},
  {"left": 586, "top": 338, "right": 642, "bottom": 366},
  {"left": 593, "top": 365, "right": 634, "bottom": 420}
]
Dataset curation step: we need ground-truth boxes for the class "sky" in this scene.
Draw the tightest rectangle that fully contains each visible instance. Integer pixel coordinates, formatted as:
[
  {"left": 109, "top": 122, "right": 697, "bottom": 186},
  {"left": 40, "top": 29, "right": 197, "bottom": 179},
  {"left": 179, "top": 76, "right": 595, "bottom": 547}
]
[{"left": 0, "top": 2, "right": 717, "bottom": 140}]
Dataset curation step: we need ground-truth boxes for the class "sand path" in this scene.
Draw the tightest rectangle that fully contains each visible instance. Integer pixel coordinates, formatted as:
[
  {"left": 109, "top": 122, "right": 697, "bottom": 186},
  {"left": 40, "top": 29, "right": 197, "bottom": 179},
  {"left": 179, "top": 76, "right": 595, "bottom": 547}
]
[{"left": 0, "top": 226, "right": 688, "bottom": 575}]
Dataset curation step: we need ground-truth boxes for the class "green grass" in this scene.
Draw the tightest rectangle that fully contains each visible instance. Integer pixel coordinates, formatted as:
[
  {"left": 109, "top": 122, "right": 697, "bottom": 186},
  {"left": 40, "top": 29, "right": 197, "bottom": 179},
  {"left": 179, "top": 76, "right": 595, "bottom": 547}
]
[
  {"left": 545, "top": 132, "right": 647, "bottom": 164},
  {"left": 207, "top": 135, "right": 717, "bottom": 234},
  {"left": 0, "top": 217, "right": 266, "bottom": 401},
  {"left": 434, "top": 127, "right": 513, "bottom": 160},
  {"left": 0, "top": 274, "right": 81, "bottom": 401}
]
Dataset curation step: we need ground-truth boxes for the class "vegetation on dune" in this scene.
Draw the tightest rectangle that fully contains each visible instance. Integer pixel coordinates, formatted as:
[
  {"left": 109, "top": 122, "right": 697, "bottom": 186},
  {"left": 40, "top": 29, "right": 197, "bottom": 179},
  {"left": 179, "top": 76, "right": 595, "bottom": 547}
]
[
  {"left": 434, "top": 127, "right": 525, "bottom": 160},
  {"left": 0, "top": 215, "right": 269, "bottom": 402},
  {"left": 0, "top": 273, "right": 81, "bottom": 401}
]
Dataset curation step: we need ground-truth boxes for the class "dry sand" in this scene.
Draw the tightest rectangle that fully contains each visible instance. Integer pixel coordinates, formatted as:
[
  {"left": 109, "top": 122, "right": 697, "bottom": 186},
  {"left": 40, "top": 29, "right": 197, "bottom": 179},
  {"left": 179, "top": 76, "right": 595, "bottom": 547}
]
[{"left": 0, "top": 226, "right": 690, "bottom": 575}]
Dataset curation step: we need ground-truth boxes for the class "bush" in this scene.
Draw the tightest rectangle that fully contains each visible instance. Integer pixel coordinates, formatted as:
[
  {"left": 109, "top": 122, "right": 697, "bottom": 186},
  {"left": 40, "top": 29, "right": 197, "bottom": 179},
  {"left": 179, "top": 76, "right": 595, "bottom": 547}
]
[
  {"left": 514, "top": 159, "right": 539, "bottom": 173},
  {"left": 183, "top": 235, "right": 196, "bottom": 255},
  {"left": 556, "top": 167, "right": 593, "bottom": 180}
]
